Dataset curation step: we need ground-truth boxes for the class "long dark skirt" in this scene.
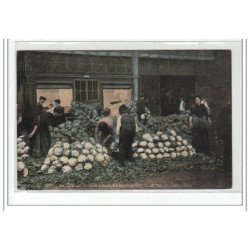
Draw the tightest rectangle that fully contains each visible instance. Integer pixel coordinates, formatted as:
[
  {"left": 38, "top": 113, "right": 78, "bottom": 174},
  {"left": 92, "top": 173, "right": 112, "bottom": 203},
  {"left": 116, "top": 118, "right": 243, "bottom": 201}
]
[
  {"left": 191, "top": 115, "right": 210, "bottom": 154},
  {"left": 119, "top": 126, "right": 135, "bottom": 166},
  {"left": 32, "top": 128, "right": 51, "bottom": 158}
]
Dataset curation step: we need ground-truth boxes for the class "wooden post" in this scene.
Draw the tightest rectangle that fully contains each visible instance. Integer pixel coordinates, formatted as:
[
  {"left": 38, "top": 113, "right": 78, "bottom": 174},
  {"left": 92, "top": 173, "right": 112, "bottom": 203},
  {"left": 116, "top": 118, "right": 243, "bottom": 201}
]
[
  {"left": 132, "top": 51, "right": 139, "bottom": 100},
  {"left": 24, "top": 52, "right": 37, "bottom": 119}
]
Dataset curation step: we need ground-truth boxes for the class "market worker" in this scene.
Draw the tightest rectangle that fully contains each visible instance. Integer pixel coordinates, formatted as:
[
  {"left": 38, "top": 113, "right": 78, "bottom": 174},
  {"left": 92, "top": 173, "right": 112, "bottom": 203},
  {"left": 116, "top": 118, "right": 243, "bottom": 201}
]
[
  {"left": 95, "top": 108, "right": 114, "bottom": 147},
  {"left": 29, "top": 107, "right": 63, "bottom": 157},
  {"left": 54, "top": 99, "right": 65, "bottom": 114},
  {"left": 136, "top": 94, "right": 146, "bottom": 122},
  {"left": 116, "top": 104, "right": 139, "bottom": 166},
  {"left": 36, "top": 96, "right": 47, "bottom": 116},
  {"left": 179, "top": 97, "right": 186, "bottom": 114},
  {"left": 188, "top": 95, "right": 212, "bottom": 154},
  {"left": 54, "top": 99, "right": 66, "bottom": 125},
  {"left": 216, "top": 102, "right": 232, "bottom": 177}
]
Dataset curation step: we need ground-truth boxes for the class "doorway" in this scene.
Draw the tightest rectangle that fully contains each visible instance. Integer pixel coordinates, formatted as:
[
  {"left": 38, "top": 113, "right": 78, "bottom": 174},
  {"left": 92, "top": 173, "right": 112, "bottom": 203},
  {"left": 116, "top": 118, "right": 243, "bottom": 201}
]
[{"left": 160, "top": 75, "right": 195, "bottom": 116}]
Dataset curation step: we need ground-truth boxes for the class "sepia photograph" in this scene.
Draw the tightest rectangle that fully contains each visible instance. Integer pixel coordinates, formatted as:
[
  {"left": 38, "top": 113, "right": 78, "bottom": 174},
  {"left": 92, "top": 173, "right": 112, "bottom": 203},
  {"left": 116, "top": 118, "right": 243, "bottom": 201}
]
[{"left": 15, "top": 45, "right": 234, "bottom": 191}]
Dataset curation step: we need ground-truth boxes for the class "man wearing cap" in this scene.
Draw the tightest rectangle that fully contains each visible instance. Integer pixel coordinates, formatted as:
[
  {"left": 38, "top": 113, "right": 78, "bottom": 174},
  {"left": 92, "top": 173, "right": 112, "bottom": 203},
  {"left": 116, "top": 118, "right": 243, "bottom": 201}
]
[
  {"left": 116, "top": 104, "right": 139, "bottom": 166},
  {"left": 36, "top": 96, "right": 47, "bottom": 116},
  {"left": 54, "top": 99, "right": 65, "bottom": 125}
]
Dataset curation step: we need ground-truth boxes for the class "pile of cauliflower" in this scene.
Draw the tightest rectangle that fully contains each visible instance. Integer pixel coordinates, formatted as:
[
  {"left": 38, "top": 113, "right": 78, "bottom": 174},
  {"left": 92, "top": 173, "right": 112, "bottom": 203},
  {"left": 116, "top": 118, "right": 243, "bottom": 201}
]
[
  {"left": 132, "top": 130, "right": 196, "bottom": 160},
  {"left": 71, "top": 101, "right": 96, "bottom": 120},
  {"left": 50, "top": 120, "right": 89, "bottom": 144},
  {"left": 146, "top": 112, "right": 191, "bottom": 140},
  {"left": 41, "top": 141, "right": 111, "bottom": 174},
  {"left": 17, "top": 136, "right": 30, "bottom": 176}
]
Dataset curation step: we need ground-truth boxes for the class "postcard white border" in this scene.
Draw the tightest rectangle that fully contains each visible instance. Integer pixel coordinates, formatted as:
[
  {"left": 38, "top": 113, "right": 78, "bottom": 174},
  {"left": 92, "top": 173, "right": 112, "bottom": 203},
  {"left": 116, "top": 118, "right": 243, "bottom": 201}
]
[{"left": 7, "top": 40, "right": 243, "bottom": 206}]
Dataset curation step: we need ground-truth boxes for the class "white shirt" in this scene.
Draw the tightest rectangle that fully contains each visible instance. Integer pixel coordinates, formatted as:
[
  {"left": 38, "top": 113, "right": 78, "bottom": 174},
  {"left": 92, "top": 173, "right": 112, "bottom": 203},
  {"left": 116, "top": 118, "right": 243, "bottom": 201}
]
[{"left": 179, "top": 100, "right": 185, "bottom": 111}]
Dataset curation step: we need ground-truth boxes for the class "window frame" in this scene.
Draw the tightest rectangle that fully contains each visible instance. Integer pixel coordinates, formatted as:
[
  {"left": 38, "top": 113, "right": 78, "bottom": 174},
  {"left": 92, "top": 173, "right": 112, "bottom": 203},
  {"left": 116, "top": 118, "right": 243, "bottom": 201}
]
[{"left": 73, "top": 79, "right": 99, "bottom": 102}]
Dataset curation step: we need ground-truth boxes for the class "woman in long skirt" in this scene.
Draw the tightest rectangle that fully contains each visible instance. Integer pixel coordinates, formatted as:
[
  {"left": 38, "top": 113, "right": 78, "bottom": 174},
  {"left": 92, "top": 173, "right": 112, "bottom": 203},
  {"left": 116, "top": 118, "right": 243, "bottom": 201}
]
[
  {"left": 29, "top": 107, "right": 63, "bottom": 157},
  {"left": 188, "top": 95, "right": 212, "bottom": 154}
]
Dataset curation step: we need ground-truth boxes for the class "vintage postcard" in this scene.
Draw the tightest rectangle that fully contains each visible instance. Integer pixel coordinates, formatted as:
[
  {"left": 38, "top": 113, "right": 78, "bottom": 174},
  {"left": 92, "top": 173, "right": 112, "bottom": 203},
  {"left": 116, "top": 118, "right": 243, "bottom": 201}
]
[{"left": 7, "top": 41, "right": 243, "bottom": 205}]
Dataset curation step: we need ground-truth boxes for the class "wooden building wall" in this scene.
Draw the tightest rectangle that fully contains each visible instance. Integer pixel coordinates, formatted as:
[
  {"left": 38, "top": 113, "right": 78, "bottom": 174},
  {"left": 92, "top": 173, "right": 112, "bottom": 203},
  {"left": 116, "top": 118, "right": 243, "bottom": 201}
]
[
  {"left": 17, "top": 50, "right": 231, "bottom": 118},
  {"left": 17, "top": 51, "right": 133, "bottom": 116}
]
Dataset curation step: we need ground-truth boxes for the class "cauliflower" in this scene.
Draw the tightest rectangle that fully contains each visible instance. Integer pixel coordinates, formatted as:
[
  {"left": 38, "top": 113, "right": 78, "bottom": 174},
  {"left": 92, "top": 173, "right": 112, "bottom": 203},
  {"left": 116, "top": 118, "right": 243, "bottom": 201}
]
[
  {"left": 161, "top": 134, "right": 168, "bottom": 141},
  {"left": 90, "top": 149, "right": 98, "bottom": 156},
  {"left": 41, "top": 164, "right": 49, "bottom": 172},
  {"left": 156, "top": 154, "right": 163, "bottom": 159},
  {"left": 152, "top": 148, "right": 160, "bottom": 154},
  {"left": 63, "top": 143, "right": 70, "bottom": 149},
  {"left": 139, "top": 141, "right": 147, "bottom": 147},
  {"left": 170, "top": 152, "right": 177, "bottom": 159},
  {"left": 142, "top": 133, "right": 153, "bottom": 142},
  {"left": 163, "top": 153, "right": 170, "bottom": 158},
  {"left": 17, "top": 161, "right": 25, "bottom": 171},
  {"left": 84, "top": 163, "right": 93, "bottom": 170},
  {"left": 137, "top": 148, "right": 144, "bottom": 154},
  {"left": 71, "top": 150, "right": 80, "bottom": 157},
  {"left": 148, "top": 142, "right": 155, "bottom": 149},
  {"left": 95, "top": 154, "right": 105, "bottom": 163},
  {"left": 50, "top": 155, "right": 58, "bottom": 162},
  {"left": 133, "top": 153, "right": 138, "bottom": 158},
  {"left": 149, "top": 154, "right": 156, "bottom": 159},
  {"left": 77, "top": 155, "right": 87, "bottom": 163},
  {"left": 84, "top": 142, "right": 93, "bottom": 150},
  {"left": 82, "top": 149, "right": 90, "bottom": 155},
  {"left": 176, "top": 135, "right": 183, "bottom": 141},
  {"left": 62, "top": 165, "right": 72, "bottom": 173},
  {"left": 59, "top": 156, "right": 69, "bottom": 164},
  {"left": 182, "top": 139, "right": 188, "bottom": 146},
  {"left": 170, "top": 130, "right": 177, "bottom": 136},
  {"left": 156, "top": 131, "right": 163, "bottom": 136},
  {"left": 17, "top": 142, "right": 26, "bottom": 149},
  {"left": 140, "top": 153, "right": 148, "bottom": 160},
  {"left": 44, "top": 157, "right": 51, "bottom": 165},
  {"left": 87, "top": 154, "right": 94, "bottom": 162},
  {"left": 181, "top": 151, "right": 189, "bottom": 158},
  {"left": 75, "top": 163, "right": 83, "bottom": 171},
  {"left": 54, "top": 147, "right": 63, "bottom": 156},
  {"left": 63, "top": 149, "right": 70, "bottom": 157},
  {"left": 68, "top": 158, "right": 77, "bottom": 167}
]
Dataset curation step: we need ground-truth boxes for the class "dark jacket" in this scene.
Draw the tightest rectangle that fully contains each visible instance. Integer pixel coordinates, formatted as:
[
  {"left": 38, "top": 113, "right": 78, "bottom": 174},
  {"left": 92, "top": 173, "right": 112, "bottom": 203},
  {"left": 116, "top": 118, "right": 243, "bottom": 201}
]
[{"left": 136, "top": 99, "right": 146, "bottom": 115}]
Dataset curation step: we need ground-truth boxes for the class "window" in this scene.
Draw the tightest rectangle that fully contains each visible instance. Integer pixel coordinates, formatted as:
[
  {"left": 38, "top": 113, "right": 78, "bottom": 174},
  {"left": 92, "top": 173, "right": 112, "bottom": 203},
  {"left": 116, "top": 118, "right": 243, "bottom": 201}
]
[{"left": 73, "top": 80, "right": 99, "bottom": 101}]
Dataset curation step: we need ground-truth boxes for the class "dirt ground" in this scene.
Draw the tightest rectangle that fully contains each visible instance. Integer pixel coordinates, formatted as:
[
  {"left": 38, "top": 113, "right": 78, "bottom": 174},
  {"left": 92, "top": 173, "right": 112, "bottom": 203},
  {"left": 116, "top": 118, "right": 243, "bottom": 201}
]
[{"left": 46, "top": 169, "right": 232, "bottom": 190}]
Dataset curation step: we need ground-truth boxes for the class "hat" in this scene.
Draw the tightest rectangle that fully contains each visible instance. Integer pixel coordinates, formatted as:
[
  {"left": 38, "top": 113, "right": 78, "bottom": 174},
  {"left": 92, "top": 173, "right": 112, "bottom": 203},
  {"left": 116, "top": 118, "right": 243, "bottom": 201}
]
[
  {"left": 39, "top": 96, "right": 46, "bottom": 101},
  {"left": 54, "top": 99, "right": 61, "bottom": 104}
]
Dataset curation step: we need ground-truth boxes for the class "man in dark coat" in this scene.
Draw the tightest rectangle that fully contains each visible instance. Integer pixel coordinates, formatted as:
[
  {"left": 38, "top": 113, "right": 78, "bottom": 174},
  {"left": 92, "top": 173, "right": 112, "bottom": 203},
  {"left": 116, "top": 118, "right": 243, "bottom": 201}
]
[
  {"left": 53, "top": 99, "right": 66, "bottom": 125},
  {"left": 116, "top": 104, "right": 139, "bottom": 166}
]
